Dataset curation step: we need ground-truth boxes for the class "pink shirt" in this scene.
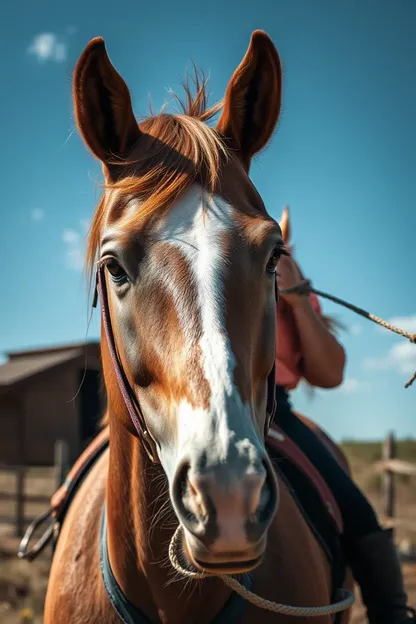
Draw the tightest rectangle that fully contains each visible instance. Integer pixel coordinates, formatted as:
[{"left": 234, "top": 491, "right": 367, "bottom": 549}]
[{"left": 275, "top": 293, "right": 322, "bottom": 390}]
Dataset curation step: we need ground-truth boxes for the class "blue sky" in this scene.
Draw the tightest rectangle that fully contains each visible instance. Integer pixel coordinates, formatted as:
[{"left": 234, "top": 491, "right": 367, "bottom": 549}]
[{"left": 1, "top": 1, "right": 415, "bottom": 441}]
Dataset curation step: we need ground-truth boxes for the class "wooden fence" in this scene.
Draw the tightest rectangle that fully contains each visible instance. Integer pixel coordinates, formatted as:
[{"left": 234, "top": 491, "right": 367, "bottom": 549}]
[
  {"left": 0, "top": 440, "right": 69, "bottom": 537},
  {"left": 373, "top": 432, "right": 416, "bottom": 534}
]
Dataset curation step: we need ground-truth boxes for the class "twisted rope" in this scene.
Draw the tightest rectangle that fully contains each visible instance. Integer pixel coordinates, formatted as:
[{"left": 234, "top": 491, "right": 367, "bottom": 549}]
[
  {"left": 280, "top": 280, "right": 416, "bottom": 388},
  {"left": 168, "top": 525, "right": 354, "bottom": 617}
]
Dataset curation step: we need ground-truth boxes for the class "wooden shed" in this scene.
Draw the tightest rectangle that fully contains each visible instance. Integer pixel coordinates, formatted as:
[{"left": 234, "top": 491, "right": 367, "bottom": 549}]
[{"left": 0, "top": 341, "right": 104, "bottom": 466}]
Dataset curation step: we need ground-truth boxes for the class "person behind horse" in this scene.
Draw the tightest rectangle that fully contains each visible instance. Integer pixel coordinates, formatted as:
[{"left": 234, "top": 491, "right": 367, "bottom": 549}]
[{"left": 275, "top": 207, "right": 415, "bottom": 624}]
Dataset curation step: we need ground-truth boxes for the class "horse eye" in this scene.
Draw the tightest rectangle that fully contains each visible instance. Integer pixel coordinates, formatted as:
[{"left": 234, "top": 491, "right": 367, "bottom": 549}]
[
  {"left": 105, "top": 259, "right": 128, "bottom": 284},
  {"left": 266, "top": 248, "right": 281, "bottom": 275}
]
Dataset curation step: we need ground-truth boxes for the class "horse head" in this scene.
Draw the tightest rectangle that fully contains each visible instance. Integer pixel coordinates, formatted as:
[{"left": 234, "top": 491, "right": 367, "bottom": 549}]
[{"left": 74, "top": 30, "right": 284, "bottom": 575}]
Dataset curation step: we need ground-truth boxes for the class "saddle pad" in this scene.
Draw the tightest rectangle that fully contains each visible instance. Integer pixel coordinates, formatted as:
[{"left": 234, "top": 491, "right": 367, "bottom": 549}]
[{"left": 267, "top": 423, "right": 343, "bottom": 535}]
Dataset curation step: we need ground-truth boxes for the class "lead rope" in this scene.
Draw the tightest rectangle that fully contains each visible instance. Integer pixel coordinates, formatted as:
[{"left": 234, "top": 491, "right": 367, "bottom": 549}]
[
  {"left": 168, "top": 525, "right": 355, "bottom": 617},
  {"left": 280, "top": 280, "right": 416, "bottom": 389}
]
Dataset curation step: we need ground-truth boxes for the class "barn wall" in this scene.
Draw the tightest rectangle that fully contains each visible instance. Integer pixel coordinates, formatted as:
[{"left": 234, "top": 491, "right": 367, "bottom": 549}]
[
  {"left": 0, "top": 395, "right": 20, "bottom": 465},
  {"left": 23, "top": 364, "right": 81, "bottom": 465},
  {"left": 0, "top": 345, "right": 104, "bottom": 466}
]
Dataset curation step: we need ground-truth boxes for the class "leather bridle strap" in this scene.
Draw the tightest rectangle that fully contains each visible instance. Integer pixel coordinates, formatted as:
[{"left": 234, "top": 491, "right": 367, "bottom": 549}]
[
  {"left": 92, "top": 265, "right": 278, "bottom": 460},
  {"left": 264, "top": 276, "right": 278, "bottom": 435},
  {"left": 93, "top": 265, "right": 158, "bottom": 462},
  {"left": 265, "top": 360, "right": 277, "bottom": 435}
]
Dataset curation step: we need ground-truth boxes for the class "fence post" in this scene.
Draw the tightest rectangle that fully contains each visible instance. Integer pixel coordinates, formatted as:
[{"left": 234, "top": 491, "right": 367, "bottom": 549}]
[
  {"left": 15, "top": 395, "right": 27, "bottom": 538},
  {"left": 15, "top": 465, "right": 26, "bottom": 537},
  {"left": 383, "top": 431, "right": 396, "bottom": 525},
  {"left": 54, "top": 440, "right": 69, "bottom": 490}
]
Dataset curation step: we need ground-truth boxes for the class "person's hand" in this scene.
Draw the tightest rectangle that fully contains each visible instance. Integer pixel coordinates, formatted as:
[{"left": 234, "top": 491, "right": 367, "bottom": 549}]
[{"left": 278, "top": 254, "right": 307, "bottom": 308}]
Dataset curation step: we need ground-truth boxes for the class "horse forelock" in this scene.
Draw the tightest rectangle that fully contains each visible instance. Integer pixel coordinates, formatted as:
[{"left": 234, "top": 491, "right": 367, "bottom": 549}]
[{"left": 85, "top": 73, "right": 226, "bottom": 288}]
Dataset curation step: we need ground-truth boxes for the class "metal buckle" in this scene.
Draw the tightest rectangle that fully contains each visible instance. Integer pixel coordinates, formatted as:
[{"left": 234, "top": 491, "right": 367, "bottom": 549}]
[
  {"left": 18, "top": 508, "right": 59, "bottom": 561},
  {"left": 264, "top": 411, "right": 273, "bottom": 437},
  {"left": 142, "top": 430, "right": 158, "bottom": 463}
]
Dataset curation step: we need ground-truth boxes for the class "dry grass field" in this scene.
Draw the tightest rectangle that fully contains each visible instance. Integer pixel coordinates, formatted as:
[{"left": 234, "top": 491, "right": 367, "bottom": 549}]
[{"left": 0, "top": 440, "right": 415, "bottom": 623}]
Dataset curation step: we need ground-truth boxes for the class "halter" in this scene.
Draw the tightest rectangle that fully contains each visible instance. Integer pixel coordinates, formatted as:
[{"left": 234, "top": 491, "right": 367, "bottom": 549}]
[{"left": 93, "top": 264, "right": 278, "bottom": 462}]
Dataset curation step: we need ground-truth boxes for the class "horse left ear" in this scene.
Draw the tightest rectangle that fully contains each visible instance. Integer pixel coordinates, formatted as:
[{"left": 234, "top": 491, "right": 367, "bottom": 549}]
[
  {"left": 73, "top": 38, "right": 141, "bottom": 176},
  {"left": 216, "top": 30, "right": 282, "bottom": 170}
]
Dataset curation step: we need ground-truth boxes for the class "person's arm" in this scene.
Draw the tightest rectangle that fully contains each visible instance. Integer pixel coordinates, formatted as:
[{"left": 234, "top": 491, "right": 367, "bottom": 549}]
[
  {"left": 278, "top": 254, "right": 346, "bottom": 388},
  {"left": 292, "top": 294, "right": 346, "bottom": 388}
]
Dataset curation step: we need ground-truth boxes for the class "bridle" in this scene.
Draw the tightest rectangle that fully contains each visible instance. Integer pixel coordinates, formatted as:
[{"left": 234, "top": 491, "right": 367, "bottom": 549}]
[
  {"left": 92, "top": 264, "right": 278, "bottom": 463},
  {"left": 92, "top": 268, "right": 357, "bottom": 621}
]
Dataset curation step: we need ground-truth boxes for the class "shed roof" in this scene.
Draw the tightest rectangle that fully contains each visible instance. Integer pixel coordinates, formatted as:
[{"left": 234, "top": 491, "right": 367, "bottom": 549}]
[
  {"left": 6, "top": 340, "right": 99, "bottom": 360},
  {"left": 0, "top": 349, "right": 82, "bottom": 388}
]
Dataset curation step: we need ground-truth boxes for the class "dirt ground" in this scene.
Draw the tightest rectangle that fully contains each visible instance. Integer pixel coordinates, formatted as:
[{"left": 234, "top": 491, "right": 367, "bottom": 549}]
[{"left": 0, "top": 441, "right": 415, "bottom": 623}]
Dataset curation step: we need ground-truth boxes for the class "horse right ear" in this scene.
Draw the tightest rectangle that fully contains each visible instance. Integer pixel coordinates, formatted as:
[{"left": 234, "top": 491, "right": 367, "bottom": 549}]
[
  {"left": 280, "top": 205, "right": 291, "bottom": 245},
  {"left": 216, "top": 30, "right": 282, "bottom": 171},
  {"left": 73, "top": 38, "right": 141, "bottom": 173}
]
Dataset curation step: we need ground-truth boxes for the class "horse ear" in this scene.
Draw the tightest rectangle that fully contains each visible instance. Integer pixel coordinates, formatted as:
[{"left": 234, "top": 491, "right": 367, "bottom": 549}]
[
  {"left": 216, "top": 30, "right": 282, "bottom": 170},
  {"left": 280, "top": 205, "right": 291, "bottom": 244},
  {"left": 73, "top": 38, "right": 141, "bottom": 173}
]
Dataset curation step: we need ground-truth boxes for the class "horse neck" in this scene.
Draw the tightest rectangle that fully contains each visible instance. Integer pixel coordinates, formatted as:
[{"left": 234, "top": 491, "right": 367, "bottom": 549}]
[{"left": 105, "top": 414, "right": 232, "bottom": 623}]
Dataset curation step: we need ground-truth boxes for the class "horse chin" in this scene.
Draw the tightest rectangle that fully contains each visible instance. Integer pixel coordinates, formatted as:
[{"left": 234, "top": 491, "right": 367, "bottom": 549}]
[
  {"left": 182, "top": 530, "right": 266, "bottom": 575},
  {"left": 191, "top": 554, "right": 264, "bottom": 575}
]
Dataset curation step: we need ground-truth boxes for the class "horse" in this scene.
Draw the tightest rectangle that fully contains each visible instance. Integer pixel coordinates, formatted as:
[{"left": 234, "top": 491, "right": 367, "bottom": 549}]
[{"left": 44, "top": 31, "right": 353, "bottom": 623}]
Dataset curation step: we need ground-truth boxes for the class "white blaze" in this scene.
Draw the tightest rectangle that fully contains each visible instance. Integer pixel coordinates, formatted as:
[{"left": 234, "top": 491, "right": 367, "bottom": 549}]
[{"left": 157, "top": 186, "right": 258, "bottom": 465}]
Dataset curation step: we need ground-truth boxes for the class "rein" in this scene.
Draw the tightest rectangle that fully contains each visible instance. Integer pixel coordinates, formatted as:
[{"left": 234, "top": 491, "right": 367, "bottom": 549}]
[
  {"left": 168, "top": 525, "right": 354, "bottom": 618},
  {"left": 280, "top": 280, "right": 416, "bottom": 389}
]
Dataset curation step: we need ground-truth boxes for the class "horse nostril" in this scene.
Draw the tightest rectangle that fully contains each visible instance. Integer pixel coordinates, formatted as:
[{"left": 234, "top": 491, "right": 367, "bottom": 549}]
[
  {"left": 173, "top": 461, "right": 190, "bottom": 500},
  {"left": 244, "top": 459, "right": 278, "bottom": 544},
  {"left": 257, "top": 459, "right": 278, "bottom": 525},
  {"left": 172, "top": 462, "right": 201, "bottom": 529}
]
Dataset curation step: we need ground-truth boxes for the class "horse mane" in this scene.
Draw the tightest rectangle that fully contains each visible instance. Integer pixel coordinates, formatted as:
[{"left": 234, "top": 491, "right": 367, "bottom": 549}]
[{"left": 85, "top": 69, "right": 226, "bottom": 289}]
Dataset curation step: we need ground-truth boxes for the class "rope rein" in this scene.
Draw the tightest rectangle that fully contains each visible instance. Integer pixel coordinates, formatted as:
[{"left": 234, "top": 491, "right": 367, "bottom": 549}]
[
  {"left": 168, "top": 525, "right": 355, "bottom": 617},
  {"left": 280, "top": 280, "right": 416, "bottom": 389}
]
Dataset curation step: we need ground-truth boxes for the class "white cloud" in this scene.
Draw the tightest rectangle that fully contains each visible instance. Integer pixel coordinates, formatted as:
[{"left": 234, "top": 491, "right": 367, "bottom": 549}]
[
  {"left": 62, "top": 222, "right": 87, "bottom": 271},
  {"left": 363, "top": 341, "right": 416, "bottom": 375},
  {"left": 27, "top": 33, "right": 67, "bottom": 63},
  {"left": 335, "top": 377, "right": 369, "bottom": 393},
  {"left": 31, "top": 208, "right": 45, "bottom": 221},
  {"left": 386, "top": 315, "right": 416, "bottom": 335},
  {"left": 80, "top": 219, "right": 90, "bottom": 234},
  {"left": 62, "top": 229, "right": 80, "bottom": 245},
  {"left": 375, "top": 314, "right": 416, "bottom": 336},
  {"left": 340, "top": 378, "right": 359, "bottom": 392}
]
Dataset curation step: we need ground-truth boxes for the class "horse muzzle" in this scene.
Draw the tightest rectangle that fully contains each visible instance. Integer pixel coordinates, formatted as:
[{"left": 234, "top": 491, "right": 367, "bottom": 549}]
[{"left": 172, "top": 453, "right": 278, "bottom": 573}]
